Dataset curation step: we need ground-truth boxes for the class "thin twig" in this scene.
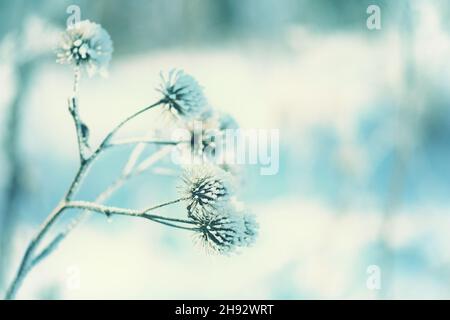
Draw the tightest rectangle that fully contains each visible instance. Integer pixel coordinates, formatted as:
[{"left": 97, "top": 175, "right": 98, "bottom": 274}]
[
  {"left": 68, "top": 96, "right": 90, "bottom": 163},
  {"left": 0, "top": 61, "right": 35, "bottom": 289},
  {"left": 143, "top": 198, "right": 189, "bottom": 214},
  {"left": 133, "top": 146, "right": 173, "bottom": 176},
  {"left": 65, "top": 199, "right": 192, "bottom": 222},
  {"left": 6, "top": 196, "right": 195, "bottom": 299},
  {"left": 99, "top": 100, "right": 163, "bottom": 149},
  {"left": 30, "top": 145, "right": 174, "bottom": 274},
  {"left": 5, "top": 98, "right": 165, "bottom": 299}
]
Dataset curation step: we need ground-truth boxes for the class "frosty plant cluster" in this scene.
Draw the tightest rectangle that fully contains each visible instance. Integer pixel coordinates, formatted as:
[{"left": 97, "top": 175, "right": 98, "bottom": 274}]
[{"left": 4, "top": 19, "right": 258, "bottom": 300}]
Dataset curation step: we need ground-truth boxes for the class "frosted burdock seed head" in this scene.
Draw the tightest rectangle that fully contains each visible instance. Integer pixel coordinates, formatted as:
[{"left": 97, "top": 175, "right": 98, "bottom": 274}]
[
  {"left": 192, "top": 207, "right": 257, "bottom": 254},
  {"left": 180, "top": 165, "right": 235, "bottom": 217},
  {"left": 56, "top": 20, "right": 113, "bottom": 77},
  {"left": 158, "top": 69, "right": 208, "bottom": 119}
]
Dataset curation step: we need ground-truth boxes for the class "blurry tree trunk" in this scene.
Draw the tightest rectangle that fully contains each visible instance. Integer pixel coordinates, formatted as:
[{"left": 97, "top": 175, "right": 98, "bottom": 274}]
[{"left": 0, "top": 61, "right": 35, "bottom": 289}]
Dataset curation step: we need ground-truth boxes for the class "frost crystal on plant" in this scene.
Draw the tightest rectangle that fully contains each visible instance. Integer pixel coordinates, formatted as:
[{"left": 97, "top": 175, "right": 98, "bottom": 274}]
[
  {"left": 192, "top": 207, "right": 258, "bottom": 254},
  {"left": 56, "top": 20, "right": 113, "bottom": 76},
  {"left": 158, "top": 69, "right": 208, "bottom": 119},
  {"left": 180, "top": 165, "right": 235, "bottom": 217}
]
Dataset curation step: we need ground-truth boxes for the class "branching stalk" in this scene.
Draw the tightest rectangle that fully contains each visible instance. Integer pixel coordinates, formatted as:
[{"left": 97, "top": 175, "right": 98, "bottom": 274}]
[
  {"left": 29, "top": 146, "right": 174, "bottom": 276},
  {"left": 5, "top": 97, "right": 166, "bottom": 299},
  {"left": 107, "top": 137, "right": 189, "bottom": 148}
]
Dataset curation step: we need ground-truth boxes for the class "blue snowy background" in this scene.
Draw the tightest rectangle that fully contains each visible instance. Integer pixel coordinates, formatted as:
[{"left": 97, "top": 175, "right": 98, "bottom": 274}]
[{"left": 1, "top": 0, "right": 450, "bottom": 299}]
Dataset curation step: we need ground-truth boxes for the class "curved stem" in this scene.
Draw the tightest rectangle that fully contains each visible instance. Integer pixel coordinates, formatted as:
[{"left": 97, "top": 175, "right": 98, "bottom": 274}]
[
  {"left": 142, "top": 219, "right": 198, "bottom": 231},
  {"left": 142, "top": 214, "right": 197, "bottom": 225},
  {"left": 4, "top": 202, "right": 66, "bottom": 300},
  {"left": 107, "top": 137, "right": 189, "bottom": 148},
  {"left": 73, "top": 66, "right": 80, "bottom": 95},
  {"left": 121, "top": 133, "right": 170, "bottom": 176},
  {"left": 65, "top": 199, "right": 193, "bottom": 225},
  {"left": 64, "top": 162, "right": 91, "bottom": 201},
  {"left": 64, "top": 101, "right": 164, "bottom": 201},
  {"left": 68, "top": 97, "right": 90, "bottom": 163},
  {"left": 143, "top": 198, "right": 189, "bottom": 214},
  {"left": 5, "top": 196, "right": 193, "bottom": 299},
  {"left": 30, "top": 145, "right": 174, "bottom": 277}
]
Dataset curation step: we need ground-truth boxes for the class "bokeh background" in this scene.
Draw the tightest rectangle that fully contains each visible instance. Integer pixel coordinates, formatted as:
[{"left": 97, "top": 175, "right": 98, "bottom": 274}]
[{"left": 1, "top": 0, "right": 450, "bottom": 299}]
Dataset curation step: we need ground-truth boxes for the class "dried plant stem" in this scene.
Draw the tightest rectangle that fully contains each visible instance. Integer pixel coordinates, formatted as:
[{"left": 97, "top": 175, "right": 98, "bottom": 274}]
[
  {"left": 5, "top": 98, "right": 165, "bottom": 300},
  {"left": 5, "top": 197, "right": 193, "bottom": 299},
  {"left": 108, "top": 137, "right": 189, "bottom": 147},
  {"left": 99, "top": 100, "right": 164, "bottom": 150},
  {"left": 0, "top": 61, "right": 35, "bottom": 289},
  {"left": 68, "top": 97, "right": 90, "bottom": 162},
  {"left": 73, "top": 66, "right": 80, "bottom": 94}
]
